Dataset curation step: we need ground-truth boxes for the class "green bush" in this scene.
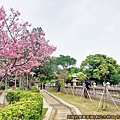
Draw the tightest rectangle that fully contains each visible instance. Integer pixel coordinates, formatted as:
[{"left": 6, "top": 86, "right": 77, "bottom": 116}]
[
  {"left": 6, "top": 90, "right": 42, "bottom": 104},
  {"left": 6, "top": 90, "right": 21, "bottom": 104},
  {"left": 0, "top": 101, "right": 42, "bottom": 120},
  {"left": 0, "top": 84, "right": 5, "bottom": 90},
  {"left": 30, "top": 86, "right": 39, "bottom": 92},
  {"left": 1, "top": 90, "right": 43, "bottom": 120}
]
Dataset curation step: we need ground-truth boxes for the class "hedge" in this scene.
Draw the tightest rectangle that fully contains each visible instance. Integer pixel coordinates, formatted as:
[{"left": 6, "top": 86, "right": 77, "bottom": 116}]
[
  {"left": 30, "top": 86, "right": 39, "bottom": 93},
  {"left": 0, "top": 90, "right": 43, "bottom": 120},
  {"left": 6, "top": 90, "right": 42, "bottom": 104}
]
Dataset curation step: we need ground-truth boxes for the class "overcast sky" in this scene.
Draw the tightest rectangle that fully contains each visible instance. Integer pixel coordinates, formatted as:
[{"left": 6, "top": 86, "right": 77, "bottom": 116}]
[{"left": 1, "top": 0, "right": 120, "bottom": 67}]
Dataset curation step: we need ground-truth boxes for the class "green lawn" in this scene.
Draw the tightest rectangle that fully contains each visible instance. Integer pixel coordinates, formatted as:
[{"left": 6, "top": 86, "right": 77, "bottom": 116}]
[
  {"left": 41, "top": 108, "right": 48, "bottom": 120},
  {"left": 47, "top": 89, "right": 120, "bottom": 116}
]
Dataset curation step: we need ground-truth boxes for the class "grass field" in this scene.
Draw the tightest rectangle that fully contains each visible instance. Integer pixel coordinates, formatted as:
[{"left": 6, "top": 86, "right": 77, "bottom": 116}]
[
  {"left": 47, "top": 89, "right": 120, "bottom": 116},
  {"left": 41, "top": 108, "right": 48, "bottom": 120}
]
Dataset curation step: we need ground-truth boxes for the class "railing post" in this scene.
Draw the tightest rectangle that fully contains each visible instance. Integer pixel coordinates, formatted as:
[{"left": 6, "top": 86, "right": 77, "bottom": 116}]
[
  {"left": 93, "top": 82, "right": 96, "bottom": 97},
  {"left": 106, "top": 82, "right": 110, "bottom": 100},
  {"left": 106, "top": 82, "right": 110, "bottom": 88}
]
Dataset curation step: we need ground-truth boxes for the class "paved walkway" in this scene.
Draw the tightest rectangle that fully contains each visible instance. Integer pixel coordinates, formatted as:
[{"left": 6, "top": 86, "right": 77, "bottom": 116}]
[{"left": 41, "top": 90, "right": 83, "bottom": 120}]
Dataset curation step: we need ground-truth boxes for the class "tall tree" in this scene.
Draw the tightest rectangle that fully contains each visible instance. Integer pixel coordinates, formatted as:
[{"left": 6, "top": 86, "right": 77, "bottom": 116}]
[
  {"left": 56, "top": 55, "right": 77, "bottom": 70},
  {"left": 0, "top": 7, "right": 56, "bottom": 83},
  {"left": 80, "top": 54, "right": 120, "bottom": 84}
]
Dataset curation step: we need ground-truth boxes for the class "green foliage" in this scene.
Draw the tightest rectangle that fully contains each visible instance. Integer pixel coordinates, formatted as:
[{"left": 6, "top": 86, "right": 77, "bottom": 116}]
[
  {"left": 67, "top": 67, "right": 79, "bottom": 73},
  {"left": 38, "top": 74, "right": 54, "bottom": 83},
  {"left": 109, "top": 74, "right": 120, "bottom": 85},
  {"left": 42, "top": 108, "right": 48, "bottom": 119},
  {"left": 66, "top": 71, "right": 72, "bottom": 80},
  {"left": 56, "top": 55, "right": 77, "bottom": 70},
  {"left": 38, "top": 75, "right": 47, "bottom": 83},
  {"left": 1, "top": 90, "right": 43, "bottom": 120},
  {"left": 6, "top": 90, "right": 43, "bottom": 104},
  {"left": 32, "top": 56, "right": 57, "bottom": 77},
  {"left": 30, "top": 86, "right": 39, "bottom": 92},
  {"left": 6, "top": 90, "right": 21, "bottom": 104},
  {"left": 0, "top": 101, "right": 42, "bottom": 120},
  {"left": 76, "top": 72, "right": 87, "bottom": 82},
  {"left": 80, "top": 54, "right": 120, "bottom": 84},
  {"left": 50, "top": 79, "right": 55, "bottom": 85},
  {"left": 61, "top": 79, "right": 65, "bottom": 87},
  {"left": 0, "top": 84, "right": 5, "bottom": 90},
  {"left": 32, "top": 54, "right": 77, "bottom": 84},
  {"left": 66, "top": 67, "right": 79, "bottom": 81}
]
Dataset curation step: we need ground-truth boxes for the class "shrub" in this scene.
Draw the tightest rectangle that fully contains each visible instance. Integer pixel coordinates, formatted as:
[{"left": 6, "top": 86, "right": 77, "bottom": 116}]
[
  {"left": 0, "top": 101, "right": 42, "bottom": 120},
  {"left": 6, "top": 90, "right": 21, "bottom": 104},
  {"left": 6, "top": 90, "right": 43, "bottom": 104},
  {"left": 30, "top": 86, "right": 39, "bottom": 93},
  {"left": 1, "top": 90, "right": 43, "bottom": 120},
  {"left": 0, "top": 84, "right": 5, "bottom": 90}
]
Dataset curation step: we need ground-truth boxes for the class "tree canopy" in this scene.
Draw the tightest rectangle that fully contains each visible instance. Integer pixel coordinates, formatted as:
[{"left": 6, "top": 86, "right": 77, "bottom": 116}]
[
  {"left": 66, "top": 67, "right": 79, "bottom": 81},
  {"left": 56, "top": 55, "right": 77, "bottom": 70},
  {"left": 80, "top": 54, "right": 120, "bottom": 84},
  {"left": 0, "top": 7, "right": 56, "bottom": 83},
  {"left": 75, "top": 72, "right": 87, "bottom": 83}
]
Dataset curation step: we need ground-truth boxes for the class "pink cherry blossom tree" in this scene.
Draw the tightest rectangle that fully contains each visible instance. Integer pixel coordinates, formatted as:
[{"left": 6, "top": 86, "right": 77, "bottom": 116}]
[{"left": 0, "top": 7, "right": 56, "bottom": 86}]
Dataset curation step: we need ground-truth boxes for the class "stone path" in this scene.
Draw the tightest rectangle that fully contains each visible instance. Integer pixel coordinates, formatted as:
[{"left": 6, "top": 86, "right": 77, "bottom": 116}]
[{"left": 41, "top": 90, "right": 82, "bottom": 120}]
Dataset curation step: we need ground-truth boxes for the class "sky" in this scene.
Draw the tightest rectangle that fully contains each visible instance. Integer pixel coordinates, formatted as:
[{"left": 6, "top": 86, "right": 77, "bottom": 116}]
[{"left": 1, "top": 0, "right": 120, "bottom": 67}]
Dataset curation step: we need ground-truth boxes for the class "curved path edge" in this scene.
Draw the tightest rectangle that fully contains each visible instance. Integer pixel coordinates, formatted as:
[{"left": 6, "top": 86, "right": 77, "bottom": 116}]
[
  {"left": 43, "top": 97, "right": 53, "bottom": 120},
  {"left": 42, "top": 90, "right": 83, "bottom": 120}
]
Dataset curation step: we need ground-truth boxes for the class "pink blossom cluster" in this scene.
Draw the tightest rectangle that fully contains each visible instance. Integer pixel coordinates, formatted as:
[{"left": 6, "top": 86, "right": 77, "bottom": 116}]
[
  {"left": 0, "top": 7, "right": 56, "bottom": 78},
  {"left": 0, "top": 7, "right": 6, "bottom": 20}
]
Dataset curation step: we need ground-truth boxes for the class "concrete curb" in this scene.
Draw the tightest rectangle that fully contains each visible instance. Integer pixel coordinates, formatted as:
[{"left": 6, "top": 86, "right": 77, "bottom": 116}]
[
  {"left": 43, "top": 98, "right": 53, "bottom": 120},
  {"left": 44, "top": 90, "right": 83, "bottom": 115}
]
